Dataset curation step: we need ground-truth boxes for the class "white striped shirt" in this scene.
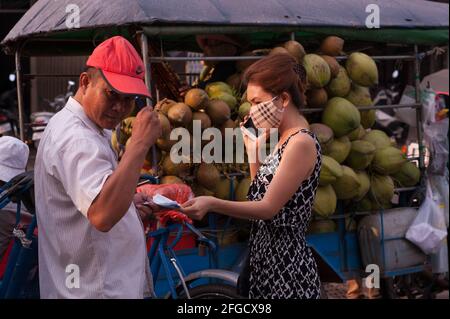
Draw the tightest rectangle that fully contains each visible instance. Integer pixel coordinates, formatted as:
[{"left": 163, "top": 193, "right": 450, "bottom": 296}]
[{"left": 34, "top": 97, "right": 153, "bottom": 299}]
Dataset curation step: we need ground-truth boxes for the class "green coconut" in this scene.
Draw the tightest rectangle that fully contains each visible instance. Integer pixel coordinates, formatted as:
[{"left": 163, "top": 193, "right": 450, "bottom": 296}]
[
  {"left": 362, "top": 130, "right": 392, "bottom": 151},
  {"left": 319, "top": 156, "right": 344, "bottom": 186},
  {"left": 205, "top": 81, "right": 233, "bottom": 96},
  {"left": 210, "top": 92, "right": 238, "bottom": 112},
  {"left": 303, "top": 54, "right": 331, "bottom": 88},
  {"left": 306, "top": 88, "right": 328, "bottom": 108},
  {"left": 346, "top": 52, "right": 379, "bottom": 87},
  {"left": 269, "top": 46, "right": 290, "bottom": 56},
  {"left": 372, "top": 146, "right": 407, "bottom": 175},
  {"left": 346, "top": 140, "right": 376, "bottom": 170},
  {"left": 196, "top": 163, "right": 221, "bottom": 189},
  {"left": 184, "top": 88, "right": 209, "bottom": 111},
  {"left": 167, "top": 103, "right": 193, "bottom": 127},
  {"left": 161, "top": 155, "right": 190, "bottom": 177},
  {"left": 310, "top": 123, "right": 334, "bottom": 150},
  {"left": 313, "top": 185, "right": 337, "bottom": 218},
  {"left": 320, "top": 36, "right": 345, "bottom": 56},
  {"left": 326, "top": 66, "right": 351, "bottom": 97},
  {"left": 322, "top": 97, "right": 361, "bottom": 137},
  {"left": 238, "top": 102, "right": 251, "bottom": 120},
  {"left": 332, "top": 165, "right": 361, "bottom": 200},
  {"left": 191, "top": 111, "right": 212, "bottom": 131},
  {"left": 324, "top": 136, "right": 351, "bottom": 164},
  {"left": 205, "top": 99, "right": 231, "bottom": 126},
  {"left": 354, "top": 170, "right": 371, "bottom": 201},
  {"left": 391, "top": 161, "right": 421, "bottom": 187},
  {"left": 345, "top": 84, "right": 372, "bottom": 106},
  {"left": 347, "top": 125, "right": 366, "bottom": 141},
  {"left": 369, "top": 174, "right": 394, "bottom": 207},
  {"left": 321, "top": 55, "right": 340, "bottom": 78},
  {"left": 308, "top": 219, "right": 337, "bottom": 234},
  {"left": 360, "top": 110, "right": 376, "bottom": 129},
  {"left": 283, "top": 40, "right": 306, "bottom": 64}
]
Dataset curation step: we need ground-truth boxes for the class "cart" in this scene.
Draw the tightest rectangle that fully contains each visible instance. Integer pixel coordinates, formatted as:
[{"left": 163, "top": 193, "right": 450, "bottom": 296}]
[{"left": 1, "top": 0, "right": 448, "bottom": 298}]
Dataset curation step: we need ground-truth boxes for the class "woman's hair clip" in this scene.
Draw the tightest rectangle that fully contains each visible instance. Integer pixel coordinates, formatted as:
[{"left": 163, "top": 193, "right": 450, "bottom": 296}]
[{"left": 293, "top": 63, "right": 307, "bottom": 82}]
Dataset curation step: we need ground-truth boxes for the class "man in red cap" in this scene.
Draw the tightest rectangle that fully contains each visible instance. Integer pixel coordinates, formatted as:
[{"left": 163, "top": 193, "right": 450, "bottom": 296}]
[{"left": 34, "top": 36, "right": 161, "bottom": 298}]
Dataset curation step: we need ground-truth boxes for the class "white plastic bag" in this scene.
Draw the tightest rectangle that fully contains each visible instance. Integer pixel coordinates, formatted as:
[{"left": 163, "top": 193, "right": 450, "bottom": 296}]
[
  {"left": 429, "top": 173, "right": 449, "bottom": 273},
  {"left": 424, "top": 118, "right": 449, "bottom": 175},
  {"left": 406, "top": 180, "right": 447, "bottom": 254}
]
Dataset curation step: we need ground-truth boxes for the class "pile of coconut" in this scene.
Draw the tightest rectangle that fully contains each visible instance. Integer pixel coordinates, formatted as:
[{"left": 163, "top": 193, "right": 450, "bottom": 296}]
[{"left": 111, "top": 35, "right": 421, "bottom": 220}]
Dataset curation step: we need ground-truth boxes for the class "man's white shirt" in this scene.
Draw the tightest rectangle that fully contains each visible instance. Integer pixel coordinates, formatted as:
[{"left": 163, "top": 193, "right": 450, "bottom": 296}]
[{"left": 34, "top": 97, "right": 153, "bottom": 298}]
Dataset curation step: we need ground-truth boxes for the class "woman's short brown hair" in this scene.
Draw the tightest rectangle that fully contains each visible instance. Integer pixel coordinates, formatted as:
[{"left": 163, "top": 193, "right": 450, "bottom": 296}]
[{"left": 243, "top": 53, "right": 307, "bottom": 110}]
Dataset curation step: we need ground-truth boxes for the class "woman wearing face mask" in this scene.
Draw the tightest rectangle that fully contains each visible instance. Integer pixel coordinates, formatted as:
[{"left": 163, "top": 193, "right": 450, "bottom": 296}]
[{"left": 181, "top": 53, "right": 322, "bottom": 299}]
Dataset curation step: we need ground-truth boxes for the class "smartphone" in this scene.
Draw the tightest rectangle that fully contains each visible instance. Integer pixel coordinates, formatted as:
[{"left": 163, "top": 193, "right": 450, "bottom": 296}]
[{"left": 242, "top": 117, "right": 260, "bottom": 140}]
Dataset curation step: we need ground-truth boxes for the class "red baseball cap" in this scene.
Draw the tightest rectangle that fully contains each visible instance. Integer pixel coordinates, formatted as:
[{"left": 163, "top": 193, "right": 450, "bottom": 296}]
[{"left": 86, "top": 36, "right": 151, "bottom": 98}]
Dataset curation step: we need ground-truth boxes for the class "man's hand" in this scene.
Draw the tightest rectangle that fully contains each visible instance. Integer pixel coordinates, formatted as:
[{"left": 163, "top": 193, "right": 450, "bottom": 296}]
[
  {"left": 130, "top": 106, "right": 162, "bottom": 150},
  {"left": 134, "top": 192, "right": 160, "bottom": 221}
]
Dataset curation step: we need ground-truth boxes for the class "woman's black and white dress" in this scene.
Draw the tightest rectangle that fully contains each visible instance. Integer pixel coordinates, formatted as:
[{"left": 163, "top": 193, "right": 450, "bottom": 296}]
[{"left": 246, "top": 129, "right": 322, "bottom": 299}]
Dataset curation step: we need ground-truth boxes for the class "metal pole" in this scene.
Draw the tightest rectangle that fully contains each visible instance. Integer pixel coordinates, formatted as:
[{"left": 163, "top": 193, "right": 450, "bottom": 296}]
[
  {"left": 139, "top": 32, "right": 159, "bottom": 179},
  {"left": 302, "top": 103, "right": 421, "bottom": 113},
  {"left": 290, "top": 32, "right": 295, "bottom": 41},
  {"left": 23, "top": 74, "right": 80, "bottom": 79},
  {"left": 15, "top": 49, "right": 25, "bottom": 141},
  {"left": 140, "top": 33, "right": 153, "bottom": 108},
  {"left": 149, "top": 55, "right": 263, "bottom": 62},
  {"left": 149, "top": 54, "right": 416, "bottom": 63},
  {"left": 414, "top": 45, "right": 425, "bottom": 171},
  {"left": 335, "top": 55, "right": 416, "bottom": 61}
]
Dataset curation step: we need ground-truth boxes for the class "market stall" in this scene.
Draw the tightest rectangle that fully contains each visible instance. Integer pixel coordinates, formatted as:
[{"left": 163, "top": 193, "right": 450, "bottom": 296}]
[{"left": 1, "top": 0, "right": 449, "bottom": 299}]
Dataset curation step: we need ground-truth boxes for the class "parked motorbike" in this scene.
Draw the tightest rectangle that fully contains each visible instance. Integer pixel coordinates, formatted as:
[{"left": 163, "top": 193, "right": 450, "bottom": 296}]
[{"left": 29, "top": 80, "right": 75, "bottom": 148}]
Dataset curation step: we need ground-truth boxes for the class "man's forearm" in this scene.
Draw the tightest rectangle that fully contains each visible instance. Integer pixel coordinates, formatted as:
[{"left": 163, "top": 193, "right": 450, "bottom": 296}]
[{"left": 87, "top": 142, "right": 148, "bottom": 231}]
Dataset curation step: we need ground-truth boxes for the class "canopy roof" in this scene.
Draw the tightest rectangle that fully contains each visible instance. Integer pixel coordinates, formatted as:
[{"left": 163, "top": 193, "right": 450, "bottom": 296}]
[{"left": 2, "top": 0, "right": 449, "bottom": 55}]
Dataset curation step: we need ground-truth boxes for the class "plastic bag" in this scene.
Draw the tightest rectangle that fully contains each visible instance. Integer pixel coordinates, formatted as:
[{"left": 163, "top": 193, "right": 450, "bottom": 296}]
[
  {"left": 406, "top": 180, "right": 447, "bottom": 254},
  {"left": 136, "top": 183, "right": 194, "bottom": 226},
  {"left": 424, "top": 118, "right": 449, "bottom": 175},
  {"left": 429, "top": 173, "right": 449, "bottom": 273}
]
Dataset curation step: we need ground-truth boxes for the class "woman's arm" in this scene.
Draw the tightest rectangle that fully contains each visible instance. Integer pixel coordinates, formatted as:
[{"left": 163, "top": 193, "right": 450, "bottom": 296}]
[{"left": 182, "top": 133, "right": 318, "bottom": 220}]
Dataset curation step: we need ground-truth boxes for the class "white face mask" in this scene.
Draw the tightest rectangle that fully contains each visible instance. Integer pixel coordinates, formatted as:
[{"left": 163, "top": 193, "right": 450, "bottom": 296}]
[{"left": 249, "top": 96, "right": 284, "bottom": 129}]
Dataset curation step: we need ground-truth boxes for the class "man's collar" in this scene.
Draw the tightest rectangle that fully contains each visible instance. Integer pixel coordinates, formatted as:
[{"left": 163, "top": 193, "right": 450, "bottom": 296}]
[{"left": 65, "top": 97, "right": 106, "bottom": 137}]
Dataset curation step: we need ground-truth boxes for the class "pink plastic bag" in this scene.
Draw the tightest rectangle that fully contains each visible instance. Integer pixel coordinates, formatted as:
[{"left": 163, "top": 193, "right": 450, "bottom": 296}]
[{"left": 136, "top": 183, "right": 194, "bottom": 226}]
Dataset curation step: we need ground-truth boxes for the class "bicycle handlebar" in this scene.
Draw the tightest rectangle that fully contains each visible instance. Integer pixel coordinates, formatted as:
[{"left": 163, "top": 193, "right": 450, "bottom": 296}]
[
  {"left": 184, "top": 221, "right": 217, "bottom": 253},
  {"left": 149, "top": 220, "right": 217, "bottom": 254}
]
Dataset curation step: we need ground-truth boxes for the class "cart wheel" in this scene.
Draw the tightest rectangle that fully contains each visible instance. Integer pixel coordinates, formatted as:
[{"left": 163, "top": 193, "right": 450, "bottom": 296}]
[{"left": 179, "top": 283, "right": 243, "bottom": 299}]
